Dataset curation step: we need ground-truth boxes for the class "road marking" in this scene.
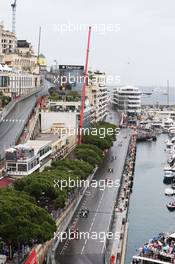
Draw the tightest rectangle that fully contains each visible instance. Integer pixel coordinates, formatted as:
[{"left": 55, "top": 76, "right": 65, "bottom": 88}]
[
  {"left": 81, "top": 190, "right": 105, "bottom": 255},
  {"left": 101, "top": 240, "right": 106, "bottom": 254}
]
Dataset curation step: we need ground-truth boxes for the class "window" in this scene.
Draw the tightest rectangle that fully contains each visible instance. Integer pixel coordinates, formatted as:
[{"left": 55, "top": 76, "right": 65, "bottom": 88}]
[
  {"left": 18, "top": 163, "right": 27, "bottom": 172},
  {"left": 7, "top": 163, "right": 16, "bottom": 172},
  {"left": 0, "top": 76, "right": 10, "bottom": 87}
]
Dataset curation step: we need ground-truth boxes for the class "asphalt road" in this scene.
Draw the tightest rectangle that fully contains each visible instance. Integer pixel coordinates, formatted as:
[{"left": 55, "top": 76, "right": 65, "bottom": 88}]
[
  {"left": 0, "top": 81, "right": 50, "bottom": 159},
  {"left": 55, "top": 112, "right": 131, "bottom": 264}
]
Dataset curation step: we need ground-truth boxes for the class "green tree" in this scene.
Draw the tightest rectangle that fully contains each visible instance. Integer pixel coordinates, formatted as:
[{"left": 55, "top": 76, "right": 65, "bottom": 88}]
[
  {"left": 0, "top": 189, "right": 56, "bottom": 259},
  {"left": 76, "top": 144, "right": 103, "bottom": 158},
  {"left": 75, "top": 148, "right": 102, "bottom": 167}
]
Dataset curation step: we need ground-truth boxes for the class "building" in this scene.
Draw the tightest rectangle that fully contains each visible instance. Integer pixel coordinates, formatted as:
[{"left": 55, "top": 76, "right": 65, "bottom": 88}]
[
  {"left": 114, "top": 85, "right": 141, "bottom": 115},
  {"left": 0, "top": 177, "right": 14, "bottom": 188},
  {"left": 0, "top": 64, "right": 40, "bottom": 98},
  {"left": 41, "top": 112, "right": 78, "bottom": 144},
  {"left": 0, "top": 22, "right": 17, "bottom": 54},
  {"left": 5, "top": 141, "right": 52, "bottom": 176},
  {"left": 38, "top": 54, "right": 47, "bottom": 76},
  {"left": 58, "top": 65, "right": 84, "bottom": 93},
  {"left": 48, "top": 98, "right": 92, "bottom": 128},
  {"left": 0, "top": 23, "right": 39, "bottom": 74},
  {"left": 4, "top": 48, "right": 38, "bottom": 74},
  {"left": 17, "top": 40, "right": 34, "bottom": 56},
  {"left": 36, "top": 122, "right": 77, "bottom": 160},
  {"left": 86, "top": 70, "right": 108, "bottom": 122},
  {"left": 0, "top": 23, "right": 40, "bottom": 98}
]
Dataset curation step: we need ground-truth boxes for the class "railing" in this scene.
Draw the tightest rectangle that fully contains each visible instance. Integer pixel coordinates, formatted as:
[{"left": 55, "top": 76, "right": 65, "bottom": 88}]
[{"left": 0, "top": 100, "right": 16, "bottom": 122}]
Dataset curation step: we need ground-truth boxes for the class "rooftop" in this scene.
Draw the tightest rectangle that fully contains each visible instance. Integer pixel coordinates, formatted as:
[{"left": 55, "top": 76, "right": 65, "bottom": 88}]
[
  {"left": 17, "top": 40, "right": 30, "bottom": 48},
  {"left": 35, "top": 133, "right": 62, "bottom": 143},
  {"left": 0, "top": 177, "right": 14, "bottom": 188},
  {"left": 25, "top": 140, "right": 51, "bottom": 155}
]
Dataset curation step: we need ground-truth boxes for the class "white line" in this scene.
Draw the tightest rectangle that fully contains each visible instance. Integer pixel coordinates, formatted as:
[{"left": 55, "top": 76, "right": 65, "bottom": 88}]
[{"left": 81, "top": 190, "right": 105, "bottom": 255}]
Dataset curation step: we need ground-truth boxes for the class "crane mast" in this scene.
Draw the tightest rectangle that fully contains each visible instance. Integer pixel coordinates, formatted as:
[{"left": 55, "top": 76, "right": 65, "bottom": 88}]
[
  {"left": 78, "top": 26, "right": 92, "bottom": 144},
  {"left": 11, "top": 0, "right": 17, "bottom": 33}
]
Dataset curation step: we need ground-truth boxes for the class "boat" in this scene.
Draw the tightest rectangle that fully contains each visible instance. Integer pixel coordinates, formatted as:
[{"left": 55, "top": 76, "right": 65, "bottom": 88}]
[
  {"left": 165, "top": 187, "right": 175, "bottom": 195},
  {"left": 143, "top": 92, "right": 152, "bottom": 96},
  {"left": 164, "top": 166, "right": 175, "bottom": 184},
  {"left": 169, "top": 127, "right": 175, "bottom": 137},
  {"left": 166, "top": 140, "right": 173, "bottom": 149},
  {"left": 166, "top": 202, "right": 175, "bottom": 211},
  {"left": 167, "top": 154, "right": 175, "bottom": 166},
  {"left": 163, "top": 118, "right": 175, "bottom": 133}
]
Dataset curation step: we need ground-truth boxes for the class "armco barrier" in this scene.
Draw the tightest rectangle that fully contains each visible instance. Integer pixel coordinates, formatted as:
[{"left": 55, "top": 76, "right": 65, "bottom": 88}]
[{"left": 0, "top": 87, "right": 42, "bottom": 125}]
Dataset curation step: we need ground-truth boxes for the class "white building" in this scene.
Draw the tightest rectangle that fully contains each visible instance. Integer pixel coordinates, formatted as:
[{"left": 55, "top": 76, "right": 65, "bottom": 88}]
[
  {"left": 5, "top": 140, "right": 52, "bottom": 176},
  {"left": 114, "top": 85, "right": 141, "bottom": 115},
  {"left": 86, "top": 70, "right": 108, "bottom": 122},
  {"left": 0, "top": 64, "right": 40, "bottom": 97},
  {"left": 0, "top": 23, "right": 40, "bottom": 98}
]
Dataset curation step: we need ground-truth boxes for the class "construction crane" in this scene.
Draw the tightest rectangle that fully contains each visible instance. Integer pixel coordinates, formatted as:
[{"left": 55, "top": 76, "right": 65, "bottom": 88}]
[
  {"left": 11, "top": 0, "right": 17, "bottom": 33},
  {"left": 78, "top": 26, "right": 92, "bottom": 144}
]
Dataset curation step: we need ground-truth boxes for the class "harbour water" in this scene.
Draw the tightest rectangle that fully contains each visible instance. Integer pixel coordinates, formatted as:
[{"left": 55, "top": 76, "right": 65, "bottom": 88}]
[{"left": 125, "top": 134, "right": 175, "bottom": 264}]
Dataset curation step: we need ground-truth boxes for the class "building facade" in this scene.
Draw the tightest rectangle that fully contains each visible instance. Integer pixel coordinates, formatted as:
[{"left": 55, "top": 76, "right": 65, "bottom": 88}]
[
  {"left": 86, "top": 70, "right": 108, "bottom": 122},
  {"left": 48, "top": 98, "right": 92, "bottom": 128},
  {"left": 5, "top": 141, "right": 52, "bottom": 176},
  {"left": 0, "top": 24, "right": 41, "bottom": 98},
  {"left": 0, "top": 22, "right": 17, "bottom": 54},
  {"left": 114, "top": 85, "right": 141, "bottom": 115},
  {"left": 0, "top": 64, "right": 40, "bottom": 97}
]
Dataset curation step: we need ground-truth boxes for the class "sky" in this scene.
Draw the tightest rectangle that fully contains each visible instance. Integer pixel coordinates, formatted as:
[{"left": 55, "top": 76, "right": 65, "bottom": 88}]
[{"left": 1, "top": 0, "right": 175, "bottom": 86}]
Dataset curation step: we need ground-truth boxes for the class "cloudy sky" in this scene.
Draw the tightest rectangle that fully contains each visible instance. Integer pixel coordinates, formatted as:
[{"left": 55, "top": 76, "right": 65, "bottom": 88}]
[{"left": 1, "top": 0, "right": 175, "bottom": 86}]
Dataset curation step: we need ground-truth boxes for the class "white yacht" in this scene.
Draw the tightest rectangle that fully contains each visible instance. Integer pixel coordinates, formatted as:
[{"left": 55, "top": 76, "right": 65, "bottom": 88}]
[
  {"left": 163, "top": 118, "right": 175, "bottom": 132},
  {"left": 164, "top": 165, "right": 175, "bottom": 183},
  {"left": 169, "top": 127, "right": 175, "bottom": 137}
]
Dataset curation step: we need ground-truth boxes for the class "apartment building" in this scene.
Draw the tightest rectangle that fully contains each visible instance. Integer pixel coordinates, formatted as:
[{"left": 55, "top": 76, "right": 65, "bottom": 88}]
[
  {"left": 0, "top": 23, "right": 40, "bottom": 98},
  {"left": 114, "top": 85, "right": 141, "bottom": 115},
  {"left": 86, "top": 70, "right": 108, "bottom": 123},
  {"left": 0, "top": 22, "right": 16, "bottom": 54}
]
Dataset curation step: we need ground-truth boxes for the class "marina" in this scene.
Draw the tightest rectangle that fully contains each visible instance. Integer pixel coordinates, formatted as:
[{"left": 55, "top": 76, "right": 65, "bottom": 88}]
[{"left": 125, "top": 134, "right": 175, "bottom": 264}]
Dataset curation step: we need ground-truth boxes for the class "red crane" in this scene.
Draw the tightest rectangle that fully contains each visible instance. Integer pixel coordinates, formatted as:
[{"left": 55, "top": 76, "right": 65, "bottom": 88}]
[{"left": 78, "top": 26, "right": 92, "bottom": 144}]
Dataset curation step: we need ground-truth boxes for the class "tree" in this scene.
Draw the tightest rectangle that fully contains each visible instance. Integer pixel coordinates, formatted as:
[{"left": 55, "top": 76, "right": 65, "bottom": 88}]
[
  {"left": 82, "top": 121, "right": 117, "bottom": 150},
  {"left": 76, "top": 144, "right": 103, "bottom": 158},
  {"left": 0, "top": 189, "right": 56, "bottom": 259},
  {"left": 75, "top": 148, "right": 102, "bottom": 167},
  {"left": 82, "top": 134, "right": 111, "bottom": 150},
  {"left": 50, "top": 159, "right": 94, "bottom": 179}
]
